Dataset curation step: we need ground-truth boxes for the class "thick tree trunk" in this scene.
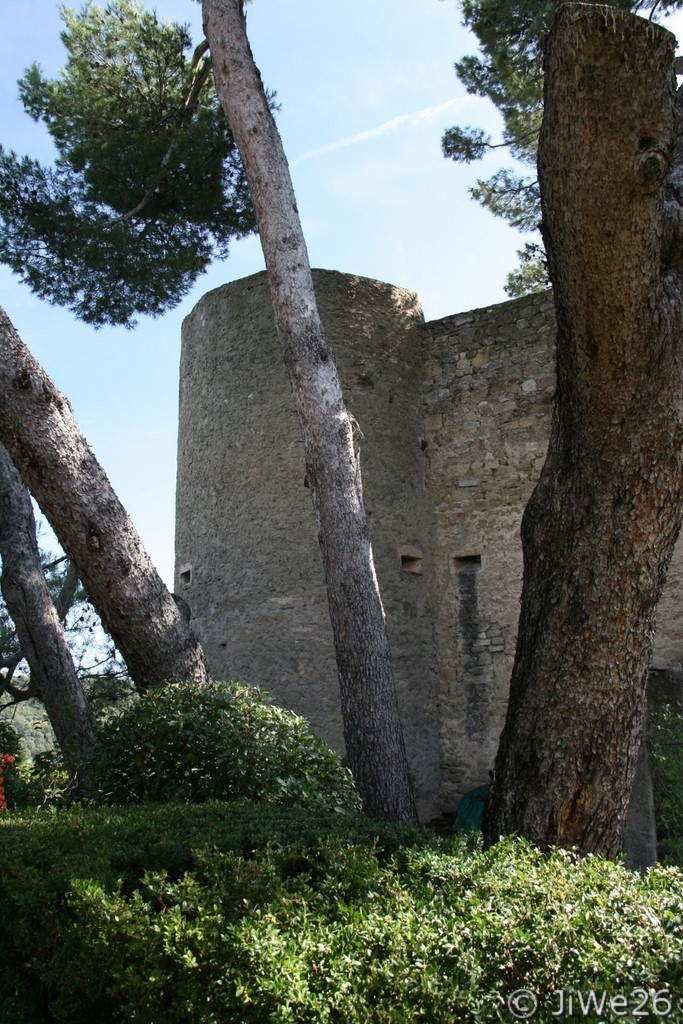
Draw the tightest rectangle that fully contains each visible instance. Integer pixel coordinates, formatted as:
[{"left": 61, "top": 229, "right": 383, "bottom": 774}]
[
  {"left": 0, "top": 307, "right": 211, "bottom": 692},
  {"left": 0, "top": 443, "right": 95, "bottom": 773},
  {"left": 202, "top": 0, "right": 416, "bottom": 822},
  {"left": 484, "top": 6, "right": 683, "bottom": 856}
]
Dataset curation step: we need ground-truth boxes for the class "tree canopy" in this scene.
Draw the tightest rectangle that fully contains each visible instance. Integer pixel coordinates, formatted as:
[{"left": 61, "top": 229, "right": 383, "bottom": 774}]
[
  {"left": 0, "top": 0, "right": 255, "bottom": 327},
  {"left": 443, "top": 0, "right": 683, "bottom": 295}
]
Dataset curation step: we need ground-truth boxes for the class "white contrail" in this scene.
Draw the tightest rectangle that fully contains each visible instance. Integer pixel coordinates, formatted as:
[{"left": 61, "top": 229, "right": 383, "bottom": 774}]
[{"left": 291, "top": 97, "right": 468, "bottom": 167}]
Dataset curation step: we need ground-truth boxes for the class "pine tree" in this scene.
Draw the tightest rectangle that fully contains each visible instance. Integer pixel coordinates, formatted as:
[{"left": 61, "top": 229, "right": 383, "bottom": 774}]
[
  {"left": 443, "top": 0, "right": 683, "bottom": 294},
  {"left": 0, "top": 1, "right": 255, "bottom": 326}
]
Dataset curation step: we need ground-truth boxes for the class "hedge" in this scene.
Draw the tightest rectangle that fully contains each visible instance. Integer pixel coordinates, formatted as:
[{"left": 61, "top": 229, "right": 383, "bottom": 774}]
[{"left": 2, "top": 803, "right": 682, "bottom": 1023}]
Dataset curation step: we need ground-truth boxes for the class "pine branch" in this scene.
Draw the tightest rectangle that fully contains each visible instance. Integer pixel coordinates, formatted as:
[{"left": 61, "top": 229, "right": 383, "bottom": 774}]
[{"left": 105, "top": 41, "right": 213, "bottom": 228}]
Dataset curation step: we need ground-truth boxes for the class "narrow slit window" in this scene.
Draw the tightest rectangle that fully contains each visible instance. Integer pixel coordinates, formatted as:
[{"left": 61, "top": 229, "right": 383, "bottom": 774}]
[
  {"left": 454, "top": 553, "right": 481, "bottom": 572},
  {"left": 399, "top": 545, "right": 423, "bottom": 574},
  {"left": 179, "top": 565, "right": 192, "bottom": 585}
]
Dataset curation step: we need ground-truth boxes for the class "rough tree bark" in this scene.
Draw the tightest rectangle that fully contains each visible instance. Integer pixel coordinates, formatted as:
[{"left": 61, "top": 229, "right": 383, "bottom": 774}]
[
  {"left": 0, "top": 307, "right": 211, "bottom": 692},
  {"left": 0, "top": 443, "right": 95, "bottom": 773},
  {"left": 484, "top": 5, "right": 683, "bottom": 856},
  {"left": 202, "top": 0, "right": 416, "bottom": 822}
]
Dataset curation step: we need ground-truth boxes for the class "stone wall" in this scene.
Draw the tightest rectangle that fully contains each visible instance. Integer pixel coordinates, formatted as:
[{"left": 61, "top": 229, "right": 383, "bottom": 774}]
[
  {"left": 175, "top": 270, "right": 442, "bottom": 819},
  {"left": 422, "top": 292, "right": 557, "bottom": 807},
  {"left": 175, "top": 270, "right": 683, "bottom": 821},
  {"left": 422, "top": 290, "right": 683, "bottom": 806}
]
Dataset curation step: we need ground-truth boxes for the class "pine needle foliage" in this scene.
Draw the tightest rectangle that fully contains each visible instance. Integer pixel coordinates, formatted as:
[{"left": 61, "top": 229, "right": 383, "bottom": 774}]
[
  {"left": 443, "top": 0, "right": 683, "bottom": 295},
  {"left": 0, "top": 1, "right": 256, "bottom": 327}
]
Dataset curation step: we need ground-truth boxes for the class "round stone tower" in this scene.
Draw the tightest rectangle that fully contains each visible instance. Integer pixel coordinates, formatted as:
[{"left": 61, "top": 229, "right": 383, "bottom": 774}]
[{"left": 175, "top": 269, "right": 441, "bottom": 817}]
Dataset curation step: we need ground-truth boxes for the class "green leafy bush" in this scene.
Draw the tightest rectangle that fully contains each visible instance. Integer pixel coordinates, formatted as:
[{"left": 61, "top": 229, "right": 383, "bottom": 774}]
[
  {"left": 84, "top": 680, "right": 360, "bottom": 812},
  {"left": 0, "top": 716, "right": 78, "bottom": 809},
  {"left": 1, "top": 803, "right": 682, "bottom": 1024},
  {"left": 18, "top": 749, "right": 72, "bottom": 807},
  {"left": 0, "top": 719, "right": 33, "bottom": 809},
  {"left": 0, "top": 718, "right": 24, "bottom": 759}
]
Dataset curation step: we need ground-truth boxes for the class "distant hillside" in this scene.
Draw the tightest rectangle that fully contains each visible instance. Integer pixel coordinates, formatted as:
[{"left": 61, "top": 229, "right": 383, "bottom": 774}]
[
  {"left": 0, "top": 697, "right": 55, "bottom": 760},
  {"left": 0, "top": 676, "right": 135, "bottom": 761}
]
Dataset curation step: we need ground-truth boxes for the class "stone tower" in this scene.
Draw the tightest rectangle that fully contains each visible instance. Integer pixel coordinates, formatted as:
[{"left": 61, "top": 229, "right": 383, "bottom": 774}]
[
  {"left": 176, "top": 269, "right": 683, "bottom": 822},
  {"left": 175, "top": 270, "right": 442, "bottom": 818}
]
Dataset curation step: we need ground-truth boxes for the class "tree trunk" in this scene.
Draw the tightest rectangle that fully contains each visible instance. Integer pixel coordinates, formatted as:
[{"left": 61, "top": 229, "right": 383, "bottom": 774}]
[
  {"left": 202, "top": 0, "right": 416, "bottom": 823},
  {"left": 0, "top": 307, "right": 211, "bottom": 692},
  {"left": 0, "top": 443, "right": 95, "bottom": 773},
  {"left": 484, "top": 5, "right": 683, "bottom": 856}
]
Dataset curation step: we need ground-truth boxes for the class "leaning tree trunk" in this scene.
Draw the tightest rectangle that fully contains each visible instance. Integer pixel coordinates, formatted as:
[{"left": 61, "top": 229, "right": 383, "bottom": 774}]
[
  {"left": 484, "top": 5, "right": 683, "bottom": 856},
  {"left": 0, "top": 443, "right": 95, "bottom": 775},
  {"left": 203, "top": 0, "right": 416, "bottom": 823},
  {"left": 0, "top": 307, "right": 211, "bottom": 692}
]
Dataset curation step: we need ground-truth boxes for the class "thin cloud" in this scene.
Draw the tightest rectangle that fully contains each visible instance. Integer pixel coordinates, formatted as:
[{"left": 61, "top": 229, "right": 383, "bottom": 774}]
[{"left": 291, "top": 97, "right": 469, "bottom": 167}]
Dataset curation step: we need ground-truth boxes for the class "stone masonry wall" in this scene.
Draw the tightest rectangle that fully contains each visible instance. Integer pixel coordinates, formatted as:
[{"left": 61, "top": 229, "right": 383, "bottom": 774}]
[
  {"left": 176, "top": 271, "right": 683, "bottom": 821},
  {"left": 422, "top": 293, "right": 557, "bottom": 807},
  {"left": 423, "top": 291, "right": 683, "bottom": 808},
  {"left": 175, "top": 270, "right": 442, "bottom": 820}
]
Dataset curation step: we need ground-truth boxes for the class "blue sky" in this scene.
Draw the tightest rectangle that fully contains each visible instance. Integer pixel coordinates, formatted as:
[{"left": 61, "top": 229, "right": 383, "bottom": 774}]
[{"left": 1, "top": 1, "right": 682, "bottom": 587}]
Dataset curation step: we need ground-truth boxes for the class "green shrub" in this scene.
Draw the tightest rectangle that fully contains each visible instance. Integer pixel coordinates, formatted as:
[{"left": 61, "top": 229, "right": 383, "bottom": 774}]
[
  {"left": 0, "top": 719, "right": 34, "bottom": 809},
  {"left": 0, "top": 718, "right": 22, "bottom": 758},
  {"left": 0, "top": 718, "right": 76, "bottom": 810},
  {"left": 650, "top": 705, "right": 683, "bottom": 866},
  {"left": 0, "top": 719, "right": 80, "bottom": 809},
  {"left": 84, "top": 680, "right": 360, "bottom": 812},
  {"left": 18, "top": 748, "right": 72, "bottom": 807},
  {"left": 1, "top": 803, "right": 682, "bottom": 1024}
]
